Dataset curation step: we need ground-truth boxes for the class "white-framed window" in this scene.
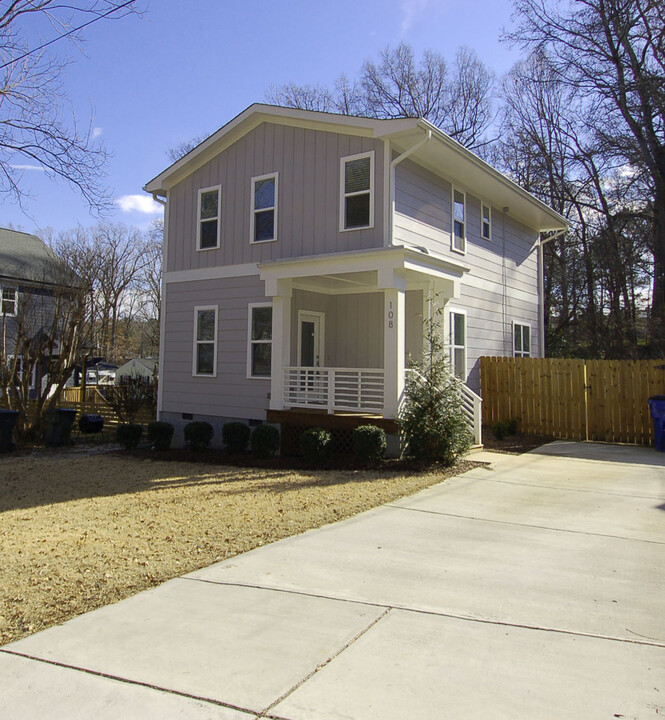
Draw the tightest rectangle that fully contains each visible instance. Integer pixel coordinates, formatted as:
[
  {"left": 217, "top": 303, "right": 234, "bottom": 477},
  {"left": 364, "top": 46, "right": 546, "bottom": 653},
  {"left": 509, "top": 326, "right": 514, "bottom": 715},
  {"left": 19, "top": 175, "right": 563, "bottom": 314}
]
[
  {"left": 197, "top": 185, "right": 221, "bottom": 250},
  {"left": 452, "top": 187, "right": 466, "bottom": 253},
  {"left": 340, "top": 150, "right": 374, "bottom": 231},
  {"left": 514, "top": 322, "right": 531, "bottom": 358},
  {"left": 448, "top": 309, "right": 467, "bottom": 379},
  {"left": 481, "top": 203, "right": 492, "bottom": 241},
  {"left": 247, "top": 303, "right": 273, "bottom": 378},
  {"left": 1, "top": 286, "right": 17, "bottom": 316},
  {"left": 192, "top": 305, "right": 218, "bottom": 376},
  {"left": 251, "top": 173, "right": 278, "bottom": 243}
]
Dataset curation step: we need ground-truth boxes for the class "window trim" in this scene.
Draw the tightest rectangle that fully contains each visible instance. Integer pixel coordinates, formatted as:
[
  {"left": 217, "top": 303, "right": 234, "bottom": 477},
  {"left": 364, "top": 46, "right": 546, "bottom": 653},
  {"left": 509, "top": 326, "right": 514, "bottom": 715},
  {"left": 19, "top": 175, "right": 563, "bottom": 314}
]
[
  {"left": 1, "top": 286, "right": 17, "bottom": 316},
  {"left": 196, "top": 185, "right": 221, "bottom": 251},
  {"left": 447, "top": 307, "right": 467, "bottom": 380},
  {"left": 246, "top": 302, "right": 273, "bottom": 379},
  {"left": 250, "top": 172, "right": 278, "bottom": 244},
  {"left": 451, "top": 186, "right": 466, "bottom": 254},
  {"left": 192, "top": 305, "right": 218, "bottom": 377},
  {"left": 513, "top": 321, "right": 532, "bottom": 358},
  {"left": 481, "top": 203, "right": 492, "bottom": 241},
  {"left": 339, "top": 150, "right": 374, "bottom": 232}
]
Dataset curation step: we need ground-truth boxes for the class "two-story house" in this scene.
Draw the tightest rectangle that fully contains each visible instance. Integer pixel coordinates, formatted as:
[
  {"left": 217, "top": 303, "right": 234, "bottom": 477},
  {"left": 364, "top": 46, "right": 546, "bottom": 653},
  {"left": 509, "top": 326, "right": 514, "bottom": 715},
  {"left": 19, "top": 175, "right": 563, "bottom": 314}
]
[{"left": 144, "top": 104, "right": 567, "bottom": 451}]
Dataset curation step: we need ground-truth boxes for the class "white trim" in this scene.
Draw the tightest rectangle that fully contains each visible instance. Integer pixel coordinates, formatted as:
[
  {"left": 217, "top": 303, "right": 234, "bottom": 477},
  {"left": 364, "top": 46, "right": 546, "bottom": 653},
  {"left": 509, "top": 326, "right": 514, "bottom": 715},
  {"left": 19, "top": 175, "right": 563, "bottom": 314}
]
[
  {"left": 451, "top": 186, "right": 466, "bottom": 255},
  {"left": 192, "top": 305, "right": 218, "bottom": 377},
  {"left": 513, "top": 320, "right": 532, "bottom": 358},
  {"left": 297, "top": 310, "right": 325, "bottom": 367},
  {"left": 339, "top": 150, "right": 374, "bottom": 232},
  {"left": 481, "top": 203, "right": 492, "bottom": 241},
  {"left": 1, "top": 285, "right": 18, "bottom": 316},
  {"left": 246, "top": 302, "right": 273, "bottom": 379},
  {"left": 164, "top": 263, "right": 259, "bottom": 284},
  {"left": 447, "top": 307, "right": 467, "bottom": 380},
  {"left": 196, "top": 185, "right": 221, "bottom": 251},
  {"left": 157, "top": 190, "right": 170, "bottom": 416},
  {"left": 250, "top": 172, "right": 278, "bottom": 244}
]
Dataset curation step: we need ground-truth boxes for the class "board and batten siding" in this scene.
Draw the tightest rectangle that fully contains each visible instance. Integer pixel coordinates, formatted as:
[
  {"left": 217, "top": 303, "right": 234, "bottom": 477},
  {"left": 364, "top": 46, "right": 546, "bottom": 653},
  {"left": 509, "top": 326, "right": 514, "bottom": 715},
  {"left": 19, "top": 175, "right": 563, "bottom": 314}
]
[
  {"left": 166, "top": 122, "right": 385, "bottom": 274},
  {"left": 394, "top": 158, "right": 541, "bottom": 393},
  {"left": 161, "top": 275, "right": 270, "bottom": 420}
]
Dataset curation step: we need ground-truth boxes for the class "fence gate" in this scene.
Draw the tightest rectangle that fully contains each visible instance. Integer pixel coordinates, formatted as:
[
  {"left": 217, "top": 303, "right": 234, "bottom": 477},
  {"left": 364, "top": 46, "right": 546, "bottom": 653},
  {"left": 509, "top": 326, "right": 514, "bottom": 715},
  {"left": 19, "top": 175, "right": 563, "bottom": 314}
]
[{"left": 480, "top": 357, "right": 665, "bottom": 446}]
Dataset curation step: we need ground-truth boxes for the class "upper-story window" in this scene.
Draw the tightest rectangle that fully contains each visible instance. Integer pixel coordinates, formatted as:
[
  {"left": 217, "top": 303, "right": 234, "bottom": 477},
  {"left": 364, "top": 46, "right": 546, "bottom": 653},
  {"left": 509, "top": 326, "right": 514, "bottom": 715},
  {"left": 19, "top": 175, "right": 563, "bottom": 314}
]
[
  {"left": 193, "top": 305, "right": 218, "bottom": 376},
  {"left": 251, "top": 173, "right": 278, "bottom": 243},
  {"left": 197, "top": 186, "right": 221, "bottom": 250},
  {"left": 514, "top": 322, "right": 531, "bottom": 358},
  {"left": 1, "top": 287, "right": 17, "bottom": 316},
  {"left": 452, "top": 188, "right": 466, "bottom": 253},
  {"left": 481, "top": 203, "right": 492, "bottom": 241},
  {"left": 340, "top": 151, "right": 374, "bottom": 231}
]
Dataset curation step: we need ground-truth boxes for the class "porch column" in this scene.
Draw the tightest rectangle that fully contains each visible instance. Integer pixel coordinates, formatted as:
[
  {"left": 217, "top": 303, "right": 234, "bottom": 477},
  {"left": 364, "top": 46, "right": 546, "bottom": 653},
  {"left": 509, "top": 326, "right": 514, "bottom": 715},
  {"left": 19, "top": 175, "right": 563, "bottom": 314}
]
[
  {"left": 380, "top": 270, "right": 406, "bottom": 418},
  {"left": 268, "top": 280, "right": 292, "bottom": 411}
]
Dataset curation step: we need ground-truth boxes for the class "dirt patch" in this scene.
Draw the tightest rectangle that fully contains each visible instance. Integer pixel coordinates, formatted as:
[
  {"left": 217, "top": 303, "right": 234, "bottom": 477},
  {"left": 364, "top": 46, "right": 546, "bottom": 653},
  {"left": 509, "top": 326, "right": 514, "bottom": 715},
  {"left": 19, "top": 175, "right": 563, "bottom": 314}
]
[
  {"left": 481, "top": 433, "right": 553, "bottom": 455},
  {"left": 0, "top": 452, "right": 480, "bottom": 646}
]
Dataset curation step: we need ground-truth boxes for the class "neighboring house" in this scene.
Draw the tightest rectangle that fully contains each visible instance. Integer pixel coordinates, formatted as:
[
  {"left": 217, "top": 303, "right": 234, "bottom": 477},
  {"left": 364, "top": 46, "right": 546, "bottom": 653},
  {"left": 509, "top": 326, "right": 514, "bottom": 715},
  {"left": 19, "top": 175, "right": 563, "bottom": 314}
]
[
  {"left": 144, "top": 104, "right": 567, "bottom": 450},
  {"left": 0, "top": 228, "right": 72, "bottom": 398},
  {"left": 85, "top": 361, "right": 118, "bottom": 385},
  {"left": 114, "top": 357, "right": 158, "bottom": 384}
]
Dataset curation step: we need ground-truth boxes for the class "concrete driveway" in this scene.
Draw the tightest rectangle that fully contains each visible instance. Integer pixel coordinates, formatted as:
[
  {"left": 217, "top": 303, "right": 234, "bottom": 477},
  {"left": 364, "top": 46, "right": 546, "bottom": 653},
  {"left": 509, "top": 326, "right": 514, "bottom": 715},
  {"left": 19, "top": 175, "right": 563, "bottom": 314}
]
[{"left": 2, "top": 441, "right": 664, "bottom": 719}]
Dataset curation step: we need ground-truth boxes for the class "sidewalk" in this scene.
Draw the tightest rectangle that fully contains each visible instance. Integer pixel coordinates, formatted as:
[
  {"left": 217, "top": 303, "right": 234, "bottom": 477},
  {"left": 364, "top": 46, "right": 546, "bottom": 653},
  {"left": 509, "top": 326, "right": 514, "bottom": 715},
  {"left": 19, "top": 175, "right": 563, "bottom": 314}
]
[{"left": 2, "top": 442, "right": 664, "bottom": 719}]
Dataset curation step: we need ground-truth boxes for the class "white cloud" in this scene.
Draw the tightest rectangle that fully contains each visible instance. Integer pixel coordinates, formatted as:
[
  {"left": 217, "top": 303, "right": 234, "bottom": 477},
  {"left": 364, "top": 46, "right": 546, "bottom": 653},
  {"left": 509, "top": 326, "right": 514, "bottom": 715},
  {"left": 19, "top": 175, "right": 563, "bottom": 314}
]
[
  {"left": 92, "top": 127, "right": 103, "bottom": 139},
  {"left": 401, "top": 0, "right": 428, "bottom": 35},
  {"left": 116, "top": 194, "right": 164, "bottom": 215},
  {"left": 10, "top": 164, "right": 46, "bottom": 171}
]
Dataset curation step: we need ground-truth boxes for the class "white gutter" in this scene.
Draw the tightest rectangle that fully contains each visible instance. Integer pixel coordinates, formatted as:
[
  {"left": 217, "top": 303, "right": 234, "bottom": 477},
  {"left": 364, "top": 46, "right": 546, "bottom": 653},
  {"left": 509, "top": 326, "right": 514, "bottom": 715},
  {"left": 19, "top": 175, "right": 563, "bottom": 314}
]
[
  {"left": 538, "top": 228, "right": 567, "bottom": 358},
  {"left": 152, "top": 191, "right": 168, "bottom": 418},
  {"left": 387, "top": 128, "right": 432, "bottom": 247}
]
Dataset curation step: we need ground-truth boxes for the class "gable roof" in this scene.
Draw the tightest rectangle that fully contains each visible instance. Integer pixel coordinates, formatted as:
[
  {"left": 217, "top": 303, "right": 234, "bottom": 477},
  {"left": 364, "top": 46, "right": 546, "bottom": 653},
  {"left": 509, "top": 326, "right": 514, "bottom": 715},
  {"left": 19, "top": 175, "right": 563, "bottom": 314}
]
[
  {"left": 0, "top": 228, "right": 68, "bottom": 286},
  {"left": 144, "top": 103, "right": 567, "bottom": 233}
]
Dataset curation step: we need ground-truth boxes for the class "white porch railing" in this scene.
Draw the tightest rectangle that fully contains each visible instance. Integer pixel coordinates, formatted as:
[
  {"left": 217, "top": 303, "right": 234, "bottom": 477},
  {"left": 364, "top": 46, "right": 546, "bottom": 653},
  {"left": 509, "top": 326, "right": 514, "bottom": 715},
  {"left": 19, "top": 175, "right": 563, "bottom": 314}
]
[
  {"left": 283, "top": 367, "right": 384, "bottom": 414},
  {"left": 405, "top": 369, "right": 483, "bottom": 446}
]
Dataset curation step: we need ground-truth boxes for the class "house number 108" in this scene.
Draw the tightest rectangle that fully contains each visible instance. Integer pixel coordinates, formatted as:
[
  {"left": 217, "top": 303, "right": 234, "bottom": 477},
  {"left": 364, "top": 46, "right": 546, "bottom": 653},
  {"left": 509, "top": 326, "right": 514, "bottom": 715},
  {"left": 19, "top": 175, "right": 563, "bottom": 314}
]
[{"left": 388, "top": 301, "right": 394, "bottom": 329}]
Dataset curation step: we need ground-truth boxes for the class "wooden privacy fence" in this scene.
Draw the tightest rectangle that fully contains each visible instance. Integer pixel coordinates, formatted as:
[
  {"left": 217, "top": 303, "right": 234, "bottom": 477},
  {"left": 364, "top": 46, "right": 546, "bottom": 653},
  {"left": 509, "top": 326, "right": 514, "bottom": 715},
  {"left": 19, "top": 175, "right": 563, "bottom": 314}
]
[{"left": 480, "top": 357, "right": 665, "bottom": 445}]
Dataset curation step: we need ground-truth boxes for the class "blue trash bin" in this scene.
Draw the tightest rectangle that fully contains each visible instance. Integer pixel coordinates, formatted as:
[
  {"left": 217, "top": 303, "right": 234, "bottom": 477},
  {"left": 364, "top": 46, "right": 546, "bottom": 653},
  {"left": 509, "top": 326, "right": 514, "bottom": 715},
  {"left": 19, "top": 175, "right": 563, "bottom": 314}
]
[{"left": 648, "top": 395, "right": 665, "bottom": 452}]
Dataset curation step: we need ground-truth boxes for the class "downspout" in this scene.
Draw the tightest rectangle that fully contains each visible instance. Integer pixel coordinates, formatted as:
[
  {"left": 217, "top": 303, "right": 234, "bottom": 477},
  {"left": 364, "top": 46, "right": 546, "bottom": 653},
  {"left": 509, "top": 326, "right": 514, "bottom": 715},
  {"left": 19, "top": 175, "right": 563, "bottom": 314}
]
[
  {"left": 388, "top": 128, "right": 432, "bottom": 247},
  {"left": 151, "top": 191, "right": 168, "bottom": 418},
  {"left": 538, "top": 228, "right": 567, "bottom": 358}
]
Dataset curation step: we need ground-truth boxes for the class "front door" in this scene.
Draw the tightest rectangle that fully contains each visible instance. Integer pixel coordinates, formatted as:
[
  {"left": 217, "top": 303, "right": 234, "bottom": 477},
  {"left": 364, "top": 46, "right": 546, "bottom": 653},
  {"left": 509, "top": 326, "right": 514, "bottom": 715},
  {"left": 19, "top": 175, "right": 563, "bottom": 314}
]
[{"left": 298, "top": 311, "right": 324, "bottom": 367}]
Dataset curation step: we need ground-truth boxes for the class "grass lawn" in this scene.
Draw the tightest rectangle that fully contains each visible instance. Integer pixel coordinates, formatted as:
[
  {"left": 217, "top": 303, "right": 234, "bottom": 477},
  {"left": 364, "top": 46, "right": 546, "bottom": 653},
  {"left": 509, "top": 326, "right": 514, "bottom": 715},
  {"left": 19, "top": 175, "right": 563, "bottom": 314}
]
[{"left": 0, "top": 451, "right": 480, "bottom": 646}]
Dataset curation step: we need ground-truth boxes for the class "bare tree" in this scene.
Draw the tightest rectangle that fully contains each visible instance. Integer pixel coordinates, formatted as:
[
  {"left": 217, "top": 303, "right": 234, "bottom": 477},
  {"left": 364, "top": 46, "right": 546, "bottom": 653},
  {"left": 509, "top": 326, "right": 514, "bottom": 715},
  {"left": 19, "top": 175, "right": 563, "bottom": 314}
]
[
  {"left": 134, "top": 218, "right": 163, "bottom": 355},
  {"left": 0, "top": 1, "right": 143, "bottom": 211},
  {"left": 507, "top": 0, "right": 665, "bottom": 353}
]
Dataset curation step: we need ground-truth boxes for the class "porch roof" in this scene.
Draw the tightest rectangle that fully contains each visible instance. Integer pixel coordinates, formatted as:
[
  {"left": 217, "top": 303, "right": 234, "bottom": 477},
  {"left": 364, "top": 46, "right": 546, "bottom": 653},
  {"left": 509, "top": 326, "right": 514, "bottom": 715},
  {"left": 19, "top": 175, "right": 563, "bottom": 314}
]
[{"left": 259, "top": 246, "right": 469, "bottom": 297}]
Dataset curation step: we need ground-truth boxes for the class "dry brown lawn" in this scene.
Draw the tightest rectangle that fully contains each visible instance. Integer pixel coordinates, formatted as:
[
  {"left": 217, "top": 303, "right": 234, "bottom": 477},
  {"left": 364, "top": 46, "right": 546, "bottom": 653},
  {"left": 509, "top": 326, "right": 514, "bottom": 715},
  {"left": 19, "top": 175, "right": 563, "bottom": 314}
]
[{"left": 0, "top": 451, "right": 479, "bottom": 646}]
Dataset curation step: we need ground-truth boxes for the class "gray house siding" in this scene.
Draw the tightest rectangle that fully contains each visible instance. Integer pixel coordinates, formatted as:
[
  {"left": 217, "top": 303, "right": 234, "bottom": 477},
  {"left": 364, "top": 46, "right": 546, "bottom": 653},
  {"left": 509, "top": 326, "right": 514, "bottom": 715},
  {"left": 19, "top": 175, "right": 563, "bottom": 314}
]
[
  {"left": 166, "top": 122, "right": 385, "bottom": 274},
  {"left": 394, "top": 158, "right": 541, "bottom": 394}
]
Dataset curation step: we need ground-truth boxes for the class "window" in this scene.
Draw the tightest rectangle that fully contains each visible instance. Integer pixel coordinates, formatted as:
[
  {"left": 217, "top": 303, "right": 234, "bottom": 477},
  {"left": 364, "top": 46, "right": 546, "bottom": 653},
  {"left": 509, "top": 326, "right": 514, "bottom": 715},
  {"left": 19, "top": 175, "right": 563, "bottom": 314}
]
[
  {"left": 340, "top": 151, "right": 374, "bottom": 230},
  {"left": 449, "top": 310, "right": 466, "bottom": 379},
  {"left": 251, "top": 173, "right": 278, "bottom": 243},
  {"left": 197, "top": 186, "right": 221, "bottom": 250},
  {"left": 481, "top": 203, "right": 492, "bottom": 241},
  {"left": 193, "top": 306, "right": 217, "bottom": 376},
  {"left": 514, "top": 323, "right": 531, "bottom": 358},
  {"left": 452, "top": 188, "right": 466, "bottom": 253},
  {"left": 247, "top": 303, "right": 272, "bottom": 378},
  {"left": 1, "top": 287, "right": 17, "bottom": 316}
]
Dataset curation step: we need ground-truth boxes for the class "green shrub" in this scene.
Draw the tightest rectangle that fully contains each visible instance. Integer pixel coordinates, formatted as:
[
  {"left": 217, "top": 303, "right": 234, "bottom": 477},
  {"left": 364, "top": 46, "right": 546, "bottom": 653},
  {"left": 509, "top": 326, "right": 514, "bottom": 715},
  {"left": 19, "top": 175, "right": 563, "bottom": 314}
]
[
  {"left": 147, "top": 421, "right": 174, "bottom": 450},
  {"left": 492, "top": 421, "right": 508, "bottom": 440},
  {"left": 222, "top": 422, "right": 251, "bottom": 454},
  {"left": 398, "top": 298, "right": 472, "bottom": 465},
  {"left": 250, "top": 423, "right": 280, "bottom": 458},
  {"left": 184, "top": 421, "right": 213, "bottom": 450},
  {"left": 352, "top": 425, "right": 386, "bottom": 465},
  {"left": 300, "top": 427, "right": 331, "bottom": 464},
  {"left": 507, "top": 418, "right": 519, "bottom": 436},
  {"left": 116, "top": 423, "right": 143, "bottom": 450}
]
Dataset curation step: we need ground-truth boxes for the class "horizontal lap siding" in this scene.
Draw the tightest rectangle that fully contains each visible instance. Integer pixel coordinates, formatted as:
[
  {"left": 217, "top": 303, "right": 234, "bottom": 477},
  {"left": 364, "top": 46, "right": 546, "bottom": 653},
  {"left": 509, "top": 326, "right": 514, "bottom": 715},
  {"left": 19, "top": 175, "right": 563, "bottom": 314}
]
[
  {"left": 166, "top": 123, "right": 385, "bottom": 273},
  {"left": 161, "top": 276, "right": 270, "bottom": 420},
  {"left": 395, "top": 159, "right": 541, "bottom": 395}
]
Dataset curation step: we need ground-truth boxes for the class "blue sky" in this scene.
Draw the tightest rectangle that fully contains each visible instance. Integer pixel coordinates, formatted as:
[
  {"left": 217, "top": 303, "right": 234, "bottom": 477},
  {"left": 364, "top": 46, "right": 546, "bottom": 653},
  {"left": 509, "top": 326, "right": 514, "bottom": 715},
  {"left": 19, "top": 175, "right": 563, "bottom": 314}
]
[{"left": 2, "top": 0, "right": 520, "bottom": 236}]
